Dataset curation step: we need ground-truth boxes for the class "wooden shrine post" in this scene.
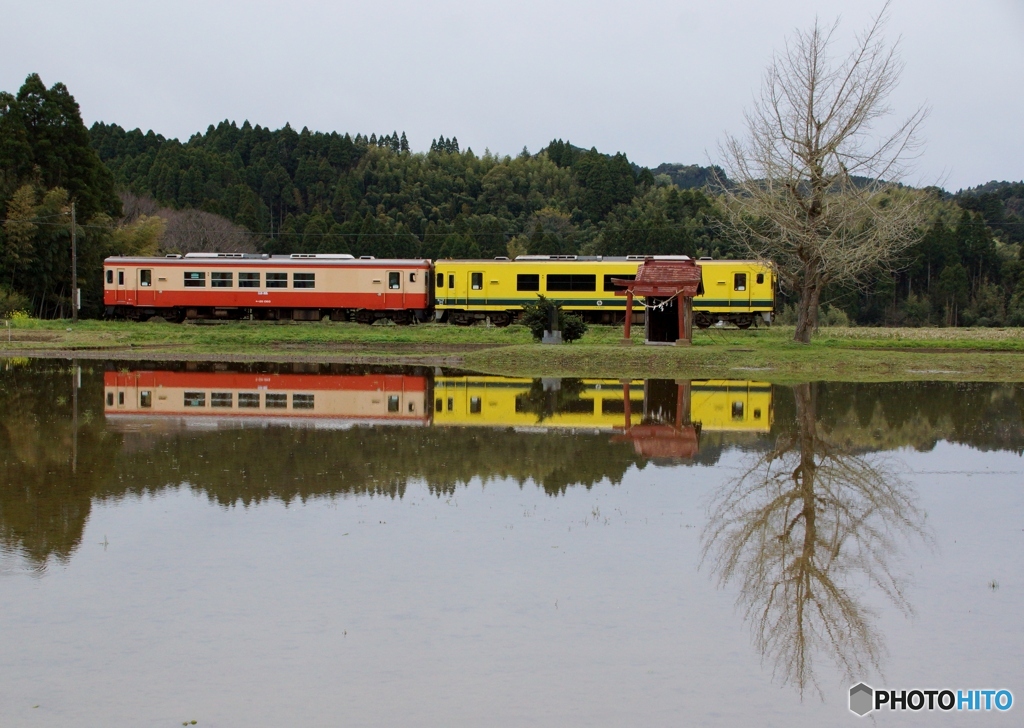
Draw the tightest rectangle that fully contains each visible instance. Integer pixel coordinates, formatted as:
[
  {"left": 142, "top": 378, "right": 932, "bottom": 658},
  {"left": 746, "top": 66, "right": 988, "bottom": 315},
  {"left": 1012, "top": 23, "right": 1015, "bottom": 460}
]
[{"left": 623, "top": 291, "right": 633, "bottom": 342}]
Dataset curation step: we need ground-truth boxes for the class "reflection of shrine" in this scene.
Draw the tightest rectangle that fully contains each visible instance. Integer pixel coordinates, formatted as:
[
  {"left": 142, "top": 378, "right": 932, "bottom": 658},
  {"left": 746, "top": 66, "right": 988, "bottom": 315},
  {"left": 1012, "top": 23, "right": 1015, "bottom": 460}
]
[
  {"left": 612, "top": 380, "right": 701, "bottom": 458},
  {"left": 613, "top": 379, "right": 773, "bottom": 459}
]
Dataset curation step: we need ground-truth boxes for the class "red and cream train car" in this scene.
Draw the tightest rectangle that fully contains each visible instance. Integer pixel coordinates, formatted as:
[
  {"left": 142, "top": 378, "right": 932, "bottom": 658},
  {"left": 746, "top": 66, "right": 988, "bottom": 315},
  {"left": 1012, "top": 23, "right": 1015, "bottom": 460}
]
[{"left": 103, "top": 253, "right": 432, "bottom": 322}]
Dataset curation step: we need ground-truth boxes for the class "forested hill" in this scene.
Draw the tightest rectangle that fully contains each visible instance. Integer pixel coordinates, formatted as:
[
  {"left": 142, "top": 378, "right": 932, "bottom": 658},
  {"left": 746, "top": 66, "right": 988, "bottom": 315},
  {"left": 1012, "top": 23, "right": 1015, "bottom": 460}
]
[
  {"left": 88, "top": 122, "right": 731, "bottom": 261},
  {"left": 955, "top": 182, "right": 1024, "bottom": 246}
]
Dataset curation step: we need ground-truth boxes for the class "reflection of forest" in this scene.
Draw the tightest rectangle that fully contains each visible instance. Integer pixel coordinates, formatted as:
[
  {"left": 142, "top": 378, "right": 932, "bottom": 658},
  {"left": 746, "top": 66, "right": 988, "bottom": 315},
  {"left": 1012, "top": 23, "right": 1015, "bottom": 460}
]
[{"left": 2, "top": 360, "right": 1023, "bottom": 571}]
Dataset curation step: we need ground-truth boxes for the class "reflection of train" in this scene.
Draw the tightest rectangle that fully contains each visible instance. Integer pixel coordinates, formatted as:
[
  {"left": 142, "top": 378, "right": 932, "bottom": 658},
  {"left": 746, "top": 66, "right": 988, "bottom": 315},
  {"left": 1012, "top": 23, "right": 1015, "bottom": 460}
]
[
  {"left": 432, "top": 376, "right": 772, "bottom": 433},
  {"left": 104, "top": 370, "right": 430, "bottom": 428},
  {"left": 103, "top": 254, "right": 774, "bottom": 328},
  {"left": 103, "top": 369, "right": 771, "bottom": 437}
]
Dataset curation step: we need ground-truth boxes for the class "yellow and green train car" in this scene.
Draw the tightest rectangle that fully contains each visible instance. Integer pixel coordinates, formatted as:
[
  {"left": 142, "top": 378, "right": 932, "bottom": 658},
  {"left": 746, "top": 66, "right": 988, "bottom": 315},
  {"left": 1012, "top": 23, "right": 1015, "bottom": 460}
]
[{"left": 433, "top": 256, "right": 775, "bottom": 327}]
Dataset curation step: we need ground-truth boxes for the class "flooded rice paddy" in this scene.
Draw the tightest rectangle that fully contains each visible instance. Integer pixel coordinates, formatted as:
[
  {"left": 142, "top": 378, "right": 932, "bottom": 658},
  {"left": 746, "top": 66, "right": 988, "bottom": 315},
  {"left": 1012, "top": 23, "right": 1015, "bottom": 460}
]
[{"left": 1, "top": 359, "right": 1022, "bottom": 726}]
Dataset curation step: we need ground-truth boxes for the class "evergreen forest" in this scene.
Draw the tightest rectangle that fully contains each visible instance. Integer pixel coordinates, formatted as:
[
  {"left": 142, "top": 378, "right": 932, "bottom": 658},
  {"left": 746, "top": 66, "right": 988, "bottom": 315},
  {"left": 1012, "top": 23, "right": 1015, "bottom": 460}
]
[{"left": 2, "top": 73, "right": 1023, "bottom": 325}]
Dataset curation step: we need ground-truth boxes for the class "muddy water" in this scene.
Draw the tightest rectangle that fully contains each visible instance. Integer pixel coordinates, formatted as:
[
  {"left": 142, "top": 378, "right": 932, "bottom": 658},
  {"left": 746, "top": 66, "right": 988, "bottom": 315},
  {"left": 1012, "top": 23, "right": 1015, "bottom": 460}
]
[{"left": 1, "top": 360, "right": 1022, "bottom": 727}]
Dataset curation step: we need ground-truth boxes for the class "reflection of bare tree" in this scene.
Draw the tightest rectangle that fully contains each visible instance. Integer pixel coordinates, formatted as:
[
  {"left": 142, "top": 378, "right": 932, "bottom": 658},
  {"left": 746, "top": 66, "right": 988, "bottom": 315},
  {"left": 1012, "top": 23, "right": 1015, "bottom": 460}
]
[{"left": 702, "top": 383, "right": 929, "bottom": 697}]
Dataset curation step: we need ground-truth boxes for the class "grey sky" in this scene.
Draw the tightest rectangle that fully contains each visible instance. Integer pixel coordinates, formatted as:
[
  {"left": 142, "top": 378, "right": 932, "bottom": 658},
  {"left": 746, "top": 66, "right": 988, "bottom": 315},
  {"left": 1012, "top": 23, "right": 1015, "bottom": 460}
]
[{"left": 2, "top": 0, "right": 1021, "bottom": 191}]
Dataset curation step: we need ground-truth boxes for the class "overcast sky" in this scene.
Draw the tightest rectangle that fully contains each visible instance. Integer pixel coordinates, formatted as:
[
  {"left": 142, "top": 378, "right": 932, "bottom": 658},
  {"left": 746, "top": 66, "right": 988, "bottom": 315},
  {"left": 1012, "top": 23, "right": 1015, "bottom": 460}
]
[{"left": 2, "top": 0, "right": 1021, "bottom": 191}]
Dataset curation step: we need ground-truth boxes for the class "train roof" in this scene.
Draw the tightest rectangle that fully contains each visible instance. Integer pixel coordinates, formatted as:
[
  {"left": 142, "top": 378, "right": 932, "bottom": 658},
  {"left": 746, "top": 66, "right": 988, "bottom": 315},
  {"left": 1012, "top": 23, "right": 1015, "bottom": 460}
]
[
  {"left": 103, "top": 254, "right": 431, "bottom": 267},
  {"left": 434, "top": 255, "right": 768, "bottom": 264}
]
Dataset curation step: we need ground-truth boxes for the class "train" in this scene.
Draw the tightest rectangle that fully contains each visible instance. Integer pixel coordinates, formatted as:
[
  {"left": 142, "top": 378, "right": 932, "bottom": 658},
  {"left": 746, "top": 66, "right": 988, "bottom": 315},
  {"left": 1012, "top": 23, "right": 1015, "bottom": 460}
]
[{"left": 103, "top": 253, "right": 775, "bottom": 328}]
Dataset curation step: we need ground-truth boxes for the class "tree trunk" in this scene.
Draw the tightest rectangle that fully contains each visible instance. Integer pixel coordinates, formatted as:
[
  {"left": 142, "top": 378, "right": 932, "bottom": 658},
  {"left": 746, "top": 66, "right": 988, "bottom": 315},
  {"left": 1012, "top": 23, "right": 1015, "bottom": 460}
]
[{"left": 794, "top": 270, "right": 823, "bottom": 344}]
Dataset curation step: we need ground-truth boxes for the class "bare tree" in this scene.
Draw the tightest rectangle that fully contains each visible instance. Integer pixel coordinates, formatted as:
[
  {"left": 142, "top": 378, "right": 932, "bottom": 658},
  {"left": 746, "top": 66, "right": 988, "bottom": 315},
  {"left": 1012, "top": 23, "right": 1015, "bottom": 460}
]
[
  {"left": 119, "top": 192, "right": 258, "bottom": 255},
  {"left": 721, "top": 3, "right": 927, "bottom": 342}
]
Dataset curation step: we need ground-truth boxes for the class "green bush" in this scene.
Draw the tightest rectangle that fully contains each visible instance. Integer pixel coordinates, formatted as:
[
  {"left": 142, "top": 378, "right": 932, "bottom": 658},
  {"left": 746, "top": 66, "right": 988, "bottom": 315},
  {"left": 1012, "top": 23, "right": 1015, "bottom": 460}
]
[
  {"left": 775, "top": 302, "right": 851, "bottom": 327},
  {"left": 519, "top": 295, "right": 588, "bottom": 342},
  {"left": 0, "top": 287, "right": 30, "bottom": 319},
  {"left": 898, "top": 293, "right": 932, "bottom": 327},
  {"left": 1007, "top": 280, "right": 1024, "bottom": 326}
]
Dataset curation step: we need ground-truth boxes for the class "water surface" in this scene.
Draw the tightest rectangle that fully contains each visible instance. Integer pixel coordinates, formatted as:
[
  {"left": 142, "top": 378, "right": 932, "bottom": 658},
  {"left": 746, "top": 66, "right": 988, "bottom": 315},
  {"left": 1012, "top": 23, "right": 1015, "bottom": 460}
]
[{"left": 2, "top": 360, "right": 1022, "bottom": 726}]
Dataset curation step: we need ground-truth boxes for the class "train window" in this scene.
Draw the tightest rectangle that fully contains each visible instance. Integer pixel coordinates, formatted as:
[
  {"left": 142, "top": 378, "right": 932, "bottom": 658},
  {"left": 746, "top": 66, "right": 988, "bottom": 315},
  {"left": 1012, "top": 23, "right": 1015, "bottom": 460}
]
[
  {"left": 756, "top": 273, "right": 764, "bottom": 285},
  {"left": 293, "top": 394, "right": 315, "bottom": 410},
  {"left": 470, "top": 397, "right": 482, "bottom": 414},
  {"left": 447, "top": 397, "right": 453, "bottom": 411},
  {"left": 409, "top": 272, "right": 417, "bottom": 283},
  {"left": 293, "top": 272, "right": 315, "bottom": 289},
  {"left": 388, "top": 395, "right": 400, "bottom": 412},
  {"left": 547, "top": 274, "right": 595, "bottom": 291},
  {"left": 238, "top": 393, "right": 260, "bottom": 408},
  {"left": 604, "top": 274, "right": 635, "bottom": 291},
  {"left": 408, "top": 402, "right": 415, "bottom": 413},
  {"left": 184, "top": 271, "right": 206, "bottom": 287},
  {"left": 471, "top": 272, "right": 483, "bottom": 290},
  {"left": 448, "top": 274, "right": 455, "bottom": 289},
  {"left": 388, "top": 272, "right": 401, "bottom": 289},
  {"left": 754, "top": 408, "right": 762, "bottom": 420},
  {"left": 265, "top": 393, "right": 287, "bottom": 408},
  {"left": 517, "top": 274, "right": 540, "bottom": 291},
  {"left": 106, "top": 392, "right": 114, "bottom": 407},
  {"left": 435, "top": 398, "right": 442, "bottom": 411},
  {"left": 118, "top": 270, "right": 125, "bottom": 286},
  {"left": 436, "top": 273, "right": 444, "bottom": 288},
  {"left": 139, "top": 269, "right": 152, "bottom": 287},
  {"left": 184, "top": 392, "right": 206, "bottom": 407},
  {"left": 239, "top": 272, "right": 260, "bottom": 288},
  {"left": 211, "top": 272, "right": 233, "bottom": 288},
  {"left": 106, "top": 270, "right": 113, "bottom": 285},
  {"left": 140, "top": 391, "right": 152, "bottom": 408},
  {"left": 266, "top": 272, "right": 288, "bottom": 288},
  {"left": 211, "top": 392, "right": 233, "bottom": 408},
  {"left": 732, "top": 401, "right": 744, "bottom": 420},
  {"left": 734, "top": 273, "right": 747, "bottom": 291},
  {"left": 118, "top": 392, "right": 125, "bottom": 406}
]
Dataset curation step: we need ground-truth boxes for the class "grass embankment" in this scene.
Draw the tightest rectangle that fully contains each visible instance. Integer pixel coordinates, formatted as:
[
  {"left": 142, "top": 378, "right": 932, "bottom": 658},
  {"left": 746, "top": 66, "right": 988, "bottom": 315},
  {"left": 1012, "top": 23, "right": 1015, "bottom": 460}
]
[{"left": 1, "top": 318, "right": 1023, "bottom": 381}]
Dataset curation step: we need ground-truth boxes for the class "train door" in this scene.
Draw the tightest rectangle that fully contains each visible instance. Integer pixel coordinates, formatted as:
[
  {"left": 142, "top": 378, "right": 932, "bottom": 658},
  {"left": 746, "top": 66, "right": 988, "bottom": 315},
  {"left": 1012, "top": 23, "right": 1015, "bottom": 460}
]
[
  {"left": 732, "top": 270, "right": 751, "bottom": 308},
  {"left": 106, "top": 376, "right": 130, "bottom": 412},
  {"left": 137, "top": 268, "right": 155, "bottom": 305},
  {"left": 115, "top": 268, "right": 129, "bottom": 304},
  {"left": 467, "top": 271, "right": 485, "bottom": 305},
  {"left": 384, "top": 270, "right": 405, "bottom": 309}
]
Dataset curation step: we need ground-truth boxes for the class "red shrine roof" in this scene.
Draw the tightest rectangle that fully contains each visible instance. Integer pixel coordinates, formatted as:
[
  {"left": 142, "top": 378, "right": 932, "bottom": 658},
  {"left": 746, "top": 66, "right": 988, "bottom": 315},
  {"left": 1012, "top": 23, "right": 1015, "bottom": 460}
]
[{"left": 613, "top": 259, "right": 703, "bottom": 298}]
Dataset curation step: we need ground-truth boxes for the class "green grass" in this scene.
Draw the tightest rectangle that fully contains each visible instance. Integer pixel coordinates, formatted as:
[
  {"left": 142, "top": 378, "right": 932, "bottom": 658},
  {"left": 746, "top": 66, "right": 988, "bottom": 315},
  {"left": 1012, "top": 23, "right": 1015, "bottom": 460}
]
[{"left": 2, "top": 318, "right": 1022, "bottom": 381}]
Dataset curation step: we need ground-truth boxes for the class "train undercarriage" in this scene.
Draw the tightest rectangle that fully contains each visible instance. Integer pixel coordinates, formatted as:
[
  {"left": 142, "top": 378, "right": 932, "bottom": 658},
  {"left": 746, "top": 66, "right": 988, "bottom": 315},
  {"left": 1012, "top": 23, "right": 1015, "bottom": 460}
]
[
  {"left": 106, "top": 305, "right": 771, "bottom": 329},
  {"left": 105, "top": 306, "right": 430, "bottom": 325}
]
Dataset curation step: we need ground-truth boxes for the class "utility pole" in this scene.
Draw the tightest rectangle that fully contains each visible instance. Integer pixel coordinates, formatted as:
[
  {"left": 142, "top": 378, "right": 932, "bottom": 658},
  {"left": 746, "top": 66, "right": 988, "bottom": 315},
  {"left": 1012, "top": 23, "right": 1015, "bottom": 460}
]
[{"left": 71, "top": 202, "right": 78, "bottom": 323}]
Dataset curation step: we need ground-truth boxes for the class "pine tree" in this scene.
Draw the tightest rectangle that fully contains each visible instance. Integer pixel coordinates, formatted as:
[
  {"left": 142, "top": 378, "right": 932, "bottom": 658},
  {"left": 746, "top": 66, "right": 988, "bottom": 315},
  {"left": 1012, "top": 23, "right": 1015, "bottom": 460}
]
[{"left": 400, "top": 132, "right": 409, "bottom": 153}]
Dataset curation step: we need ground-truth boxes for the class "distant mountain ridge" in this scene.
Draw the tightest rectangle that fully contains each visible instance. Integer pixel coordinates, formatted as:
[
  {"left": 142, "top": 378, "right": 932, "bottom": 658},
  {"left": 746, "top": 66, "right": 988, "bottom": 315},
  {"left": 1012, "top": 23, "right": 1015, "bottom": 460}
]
[{"left": 652, "top": 163, "right": 727, "bottom": 189}]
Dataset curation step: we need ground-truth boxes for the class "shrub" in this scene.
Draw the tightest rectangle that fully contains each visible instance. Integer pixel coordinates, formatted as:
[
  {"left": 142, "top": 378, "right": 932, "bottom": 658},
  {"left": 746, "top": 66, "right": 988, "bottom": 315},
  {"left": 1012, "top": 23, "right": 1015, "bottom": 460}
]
[
  {"left": 1007, "top": 280, "right": 1024, "bottom": 326},
  {"left": 0, "top": 287, "right": 30, "bottom": 319},
  {"left": 774, "top": 302, "right": 850, "bottom": 327},
  {"left": 519, "top": 295, "right": 588, "bottom": 342},
  {"left": 898, "top": 293, "right": 931, "bottom": 327}
]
